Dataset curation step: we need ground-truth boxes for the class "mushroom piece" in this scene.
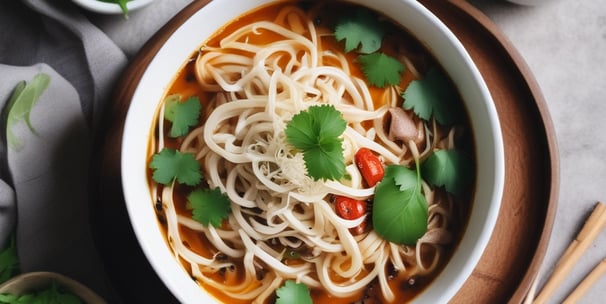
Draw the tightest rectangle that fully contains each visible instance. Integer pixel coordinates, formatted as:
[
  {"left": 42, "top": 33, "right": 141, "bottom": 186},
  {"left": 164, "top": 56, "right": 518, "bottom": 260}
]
[{"left": 387, "top": 107, "right": 424, "bottom": 144}]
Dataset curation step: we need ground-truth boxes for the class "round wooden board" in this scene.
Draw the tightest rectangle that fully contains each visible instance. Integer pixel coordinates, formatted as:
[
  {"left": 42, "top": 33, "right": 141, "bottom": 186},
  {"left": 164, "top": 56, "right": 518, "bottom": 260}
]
[{"left": 90, "top": 0, "right": 559, "bottom": 303}]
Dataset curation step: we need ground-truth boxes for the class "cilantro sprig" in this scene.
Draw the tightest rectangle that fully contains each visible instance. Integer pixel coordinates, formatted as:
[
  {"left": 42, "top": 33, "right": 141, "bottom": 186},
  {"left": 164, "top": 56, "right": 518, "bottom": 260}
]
[
  {"left": 357, "top": 53, "right": 405, "bottom": 88},
  {"left": 285, "top": 105, "right": 347, "bottom": 181},
  {"left": 421, "top": 149, "right": 474, "bottom": 196},
  {"left": 0, "top": 233, "right": 18, "bottom": 285},
  {"left": 402, "top": 67, "right": 459, "bottom": 125},
  {"left": 149, "top": 148, "right": 202, "bottom": 186},
  {"left": 333, "top": 8, "right": 405, "bottom": 88},
  {"left": 275, "top": 280, "right": 312, "bottom": 304},
  {"left": 334, "top": 8, "right": 385, "bottom": 54},
  {"left": 187, "top": 188, "right": 231, "bottom": 228},
  {"left": 164, "top": 95, "right": 201, "bottom": 138},
  {"left": 98, "top": 0, "right": 130, "bottom": 18},
  {"left": 0, "top": 234, "right": 82, "bottom": 304},
  {"left": 372, "top": 149, "right": 473, "bottom": 245},
  {"left": 0, "top": 281, "right": 81, "bottom": 304},
  {"left": 372, "top": 164, "right": 428, "bottom": 245}
]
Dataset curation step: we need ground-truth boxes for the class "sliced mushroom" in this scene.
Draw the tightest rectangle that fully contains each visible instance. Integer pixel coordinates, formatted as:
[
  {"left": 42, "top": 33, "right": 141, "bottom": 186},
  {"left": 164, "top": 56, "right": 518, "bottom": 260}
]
[{"left": 388, "top": 107, "right": 423, "bottom": 145}]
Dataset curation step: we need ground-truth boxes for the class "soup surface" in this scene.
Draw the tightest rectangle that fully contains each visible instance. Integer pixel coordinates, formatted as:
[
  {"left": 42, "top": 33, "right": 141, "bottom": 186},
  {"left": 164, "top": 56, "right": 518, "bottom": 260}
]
[{"left": 147, "top": 1, "right": 475, "bottom": 303}]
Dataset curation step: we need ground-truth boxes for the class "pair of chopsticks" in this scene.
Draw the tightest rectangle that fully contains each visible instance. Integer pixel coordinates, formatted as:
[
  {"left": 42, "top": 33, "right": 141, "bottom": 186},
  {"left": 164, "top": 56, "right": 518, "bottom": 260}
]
[{"left": 525, "top": 201, "right": 606, "bottom": 304}]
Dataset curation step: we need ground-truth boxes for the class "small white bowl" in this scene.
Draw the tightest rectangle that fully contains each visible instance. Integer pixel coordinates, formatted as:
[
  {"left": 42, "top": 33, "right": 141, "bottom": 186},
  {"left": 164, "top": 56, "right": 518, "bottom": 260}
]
[
  {"left": 72, "top": 0, "right": 154, "bottom": 15},
  {"left": 121, "top": 0, "right": 505, "bottom": 303},
  {"left": 0, "top": 272, "right": 106, "bottom": 303}
]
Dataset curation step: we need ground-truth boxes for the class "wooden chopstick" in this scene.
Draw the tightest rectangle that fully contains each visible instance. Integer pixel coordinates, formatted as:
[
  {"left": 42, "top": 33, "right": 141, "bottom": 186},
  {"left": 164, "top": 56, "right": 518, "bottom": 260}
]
[
  {"left": 563, "top": 258, "right": 606, "bottom": 303},
  {"left": 523, "top": 274, "right": 540, "bottom": 304},
  {"left": 532, "top": 201, "right": 606, "bottom": 304}
]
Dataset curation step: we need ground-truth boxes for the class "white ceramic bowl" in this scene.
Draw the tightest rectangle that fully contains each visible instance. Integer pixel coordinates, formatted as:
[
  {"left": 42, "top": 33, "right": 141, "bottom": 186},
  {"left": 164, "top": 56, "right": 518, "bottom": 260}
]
[
  {"left": 121, "top": 0, "right": 505, "bottom": 303},
  {"left": 72, "top": 0, "right": 154, "bottom": 15}
]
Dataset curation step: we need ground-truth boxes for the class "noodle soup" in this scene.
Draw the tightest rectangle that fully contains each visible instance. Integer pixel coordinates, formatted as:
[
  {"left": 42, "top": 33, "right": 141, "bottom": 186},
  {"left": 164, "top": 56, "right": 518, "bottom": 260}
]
[{"left": 142, "top": 1, "right": 488, "bottom": 303}]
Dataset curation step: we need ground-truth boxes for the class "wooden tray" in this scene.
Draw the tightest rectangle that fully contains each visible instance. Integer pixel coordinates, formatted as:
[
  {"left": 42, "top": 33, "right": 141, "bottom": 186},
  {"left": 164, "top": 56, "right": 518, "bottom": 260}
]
[{"left": 90, "top": 0, "right": 559, "bottom": 303}]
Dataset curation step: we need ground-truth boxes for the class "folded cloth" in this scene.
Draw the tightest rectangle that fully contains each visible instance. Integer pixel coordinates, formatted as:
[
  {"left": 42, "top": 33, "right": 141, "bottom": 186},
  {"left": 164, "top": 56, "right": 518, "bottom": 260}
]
[
  {"left": 0, "top": 0, "right": 129, "bottom": 300},
  {"left": 0, "top": 63, "right": 117, "bottom": 300},
  {"left": 0, "top": 0, "right": 194, "bottom": 302}
]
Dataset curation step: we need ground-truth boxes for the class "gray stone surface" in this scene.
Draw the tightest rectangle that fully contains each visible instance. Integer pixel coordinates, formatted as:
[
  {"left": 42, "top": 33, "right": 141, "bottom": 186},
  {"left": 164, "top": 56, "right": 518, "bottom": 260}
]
[{"left": 471, "top": 0, "right": 606, "bottom": 303}]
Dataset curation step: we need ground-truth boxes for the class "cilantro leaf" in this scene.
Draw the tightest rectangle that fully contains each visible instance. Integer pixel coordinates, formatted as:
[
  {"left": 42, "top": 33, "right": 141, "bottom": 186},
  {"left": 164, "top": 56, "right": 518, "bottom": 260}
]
[
  {"left": 164, "top": 95, "right": 201, "bottom": 138},
  {"left": 99, "top": 0, "right": 130, "bottom": 18},
  {"left": 402, "top": 66, "right": 459, "bottom": 125},
  {"left": 187, "top": 188, "right": 231, "bottom": 228},
  {"left": 5, "top": 73, "right": 50, "bottom": 151},
  {"left": 0, "top": 293, "right": 29, "bottom": 304},
  {"left": 334, "top": 8, "right": 385, "bottom": 54},
  {"left": 372, "top": 165, "right": 428, "bottom": 245},
  {"left": 283, "top": 108, "right": 318, "bottom": 151},
  {"left": 0, "top": 233, "right": 18, "bottom": 284},
  {"left": 149, "top": 148, "right": 202, "bottom": 186},
  {"left": 0, "top": 281, "right": 81, "bottom": 304},
  {"left": 275, "top": 280, "right": 312, "bottom": 304},
  {"left": 391, "top": 165, "right": 418, "bottom": 191},
  {"left": 302, "top": 139, "right": 345, "bottom": 181},
  {"left": 421, "top": 149, "right": 474, "bottom": 196},
  {"left": 285, "top": 105, "right": 347, "bottom": 181},
  {"left": 357, "top": 53, "right": 405, "bottom": 88}
]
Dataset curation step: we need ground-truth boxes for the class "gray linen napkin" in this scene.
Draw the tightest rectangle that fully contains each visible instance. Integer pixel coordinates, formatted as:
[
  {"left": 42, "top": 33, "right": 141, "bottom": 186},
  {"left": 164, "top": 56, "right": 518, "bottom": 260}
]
[
  {"left": 0, "top": 63, "right": 113, "bottom": 297},
  {"left": 0, "top": 0, "right": 128, "bottom": 300},
  {"left": 0, "top": 0, "right": 193, "bottom": 301}
]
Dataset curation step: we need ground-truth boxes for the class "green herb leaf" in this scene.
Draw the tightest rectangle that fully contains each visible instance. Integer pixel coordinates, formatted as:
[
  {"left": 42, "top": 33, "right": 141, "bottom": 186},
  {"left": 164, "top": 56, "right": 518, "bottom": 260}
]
[
  {"left": 421, "top": 149, "right": 473, "bottom": 196},
  {"left": 372, "top": 165, "right": 428, "bottom": 245},
  {"left": 302, "top": 139, "right": 345, "bottom": 181},
  {"left": 0, "top": 281, "right": 82, "bottom": 304},
  {"left": 402, "top": 66, "right": 459, "bottom": 125},
  {"left": 164, "top": 95, "right": 201, "bottom": 138},
  {"left": 0, "top": 294, "right": 22, "bottom": 304},
  {"left": 187, "top": 188, "right": 231, "bottom": 228},
  {"left": 334, "top": 8, "right": 385, "bottom": 54},
  {"left": 285, "top": 105, "right": 346, "bottom": 181},
  {"left": 275, "top": 280, "right": 312, "bottom": 304},
  {"left": 0, "top": 233, "right": 18, "bottom": 285},
  {"left": 357, "top": 53, "right": 405, "bottom": 88},
  {"left": 149, "top": 148, "right": 202, "bottom": 186},
  {"left": 5, "top": 73, "right": 50, "bottom": 151},
  {"left": 99, "top": 0, "right": 130, "bottom": 18}
]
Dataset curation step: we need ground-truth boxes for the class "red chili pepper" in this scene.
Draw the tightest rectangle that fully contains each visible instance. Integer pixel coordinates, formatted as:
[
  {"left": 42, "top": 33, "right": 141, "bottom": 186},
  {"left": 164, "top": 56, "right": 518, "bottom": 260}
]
[
  {"left": 334, "top": 195, "right": 367, "bottom": 235},
  {"left": 355, "top": 148, "right": 384, "bottom": 187}
]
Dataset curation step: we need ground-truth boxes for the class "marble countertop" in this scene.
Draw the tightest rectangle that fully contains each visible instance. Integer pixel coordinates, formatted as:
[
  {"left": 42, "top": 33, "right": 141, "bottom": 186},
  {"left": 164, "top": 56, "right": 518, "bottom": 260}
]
[
  {"left": 90, "top": 0, "right": 606, "bottom": 303},
  {"left": 469, "top": 0, "right": 606, "bottom": 303}
]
